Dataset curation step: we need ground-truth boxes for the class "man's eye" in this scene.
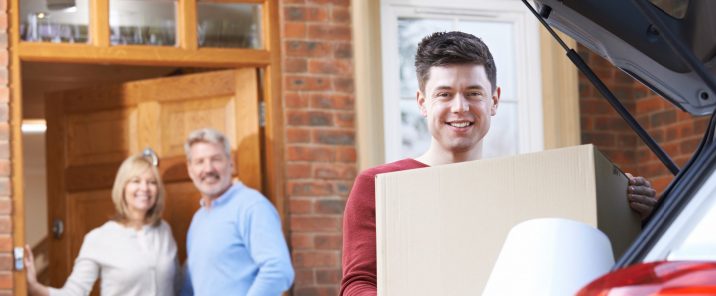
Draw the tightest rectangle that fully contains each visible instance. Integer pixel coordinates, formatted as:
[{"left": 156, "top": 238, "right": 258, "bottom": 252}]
[{"left": 436, "top": 92, "right": 450, "bottom": 98}]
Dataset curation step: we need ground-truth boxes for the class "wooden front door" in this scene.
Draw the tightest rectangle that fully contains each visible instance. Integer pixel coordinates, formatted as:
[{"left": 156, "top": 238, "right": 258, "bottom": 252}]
[{"left": 45, "top": 69, "right": 262, "bottom": 288}]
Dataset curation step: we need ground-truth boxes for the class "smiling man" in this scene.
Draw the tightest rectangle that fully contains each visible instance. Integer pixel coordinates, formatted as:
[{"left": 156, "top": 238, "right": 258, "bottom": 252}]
[
  {"left": 340, "top": 31, "right": 657, "bottom": 296},
  {"left": 180, "top": 128, "right": 294, "bottom": 296}
]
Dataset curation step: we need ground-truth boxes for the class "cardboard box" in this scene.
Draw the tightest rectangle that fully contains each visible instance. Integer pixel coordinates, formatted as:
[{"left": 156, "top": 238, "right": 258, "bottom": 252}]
[{"left": 375, "top": 144, "right": 641, "bottom": 295}]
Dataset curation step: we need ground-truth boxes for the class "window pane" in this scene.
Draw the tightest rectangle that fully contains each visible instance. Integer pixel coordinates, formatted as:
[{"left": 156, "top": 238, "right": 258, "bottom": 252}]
[
  {"left": 398, "top": 18, "right": 452, "bottom": 158},
  {"left": 459, "top": 20, "right": 516, "bottom": 102},
  {"left": 483, "top": 101, "right": 518, "bottom": 158},
  {"left": 110, "top": 0, "right": 177, "bottom": 46},
  {"left": 197, "top": 2, "right": 262, "bottom": 49},
  {"left": 20, "top": 0, "right": 90, "bottom": 43}
]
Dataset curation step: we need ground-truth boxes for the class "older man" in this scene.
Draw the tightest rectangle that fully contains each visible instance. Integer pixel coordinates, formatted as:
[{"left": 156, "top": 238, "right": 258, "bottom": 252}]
[{"left": 181, "top": 128, "right": 294, "bottom": 296}]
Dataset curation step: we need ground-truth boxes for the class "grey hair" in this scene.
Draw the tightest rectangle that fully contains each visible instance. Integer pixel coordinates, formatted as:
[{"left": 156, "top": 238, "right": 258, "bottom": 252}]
[{"left": 184, "top": 128, "right": 232, "bottom": 160}]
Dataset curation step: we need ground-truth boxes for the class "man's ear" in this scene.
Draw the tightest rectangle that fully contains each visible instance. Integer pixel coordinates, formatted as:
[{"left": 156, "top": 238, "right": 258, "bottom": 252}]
[
  {"left": 491, "top": 86, "right": 501, "bottom": 116},
  {"left": 417, "top": 90, "right": 427, "bottom": 117}
]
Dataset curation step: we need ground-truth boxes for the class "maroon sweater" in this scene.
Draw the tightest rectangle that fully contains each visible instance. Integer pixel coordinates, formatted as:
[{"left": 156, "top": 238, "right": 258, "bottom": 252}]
[{"left": 340, "top": 159, "right": 429, "bottom": 296}]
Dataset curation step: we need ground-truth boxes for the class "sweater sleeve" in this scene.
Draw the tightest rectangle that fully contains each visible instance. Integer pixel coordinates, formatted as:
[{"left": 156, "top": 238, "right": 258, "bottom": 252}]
[
  {"left": 49, "top": 233, "right": 101, "bottom": 296},
  {"left": 340, "top": 172, "right": 378, "bottom": 296},
  {"left": 244, "top": 198, "right": 295, "bottom": 296}
]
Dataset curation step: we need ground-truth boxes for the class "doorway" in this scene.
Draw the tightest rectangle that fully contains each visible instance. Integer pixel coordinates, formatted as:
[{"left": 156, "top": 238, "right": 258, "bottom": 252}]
[{"left": 21, "top": 62, "right": 263, "bottom": 290}]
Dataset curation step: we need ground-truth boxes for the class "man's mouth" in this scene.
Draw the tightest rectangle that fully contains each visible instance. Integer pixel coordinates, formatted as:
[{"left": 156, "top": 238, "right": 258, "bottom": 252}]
[{"left": 446, "top": 121, "right": 473, "bottom": 128}]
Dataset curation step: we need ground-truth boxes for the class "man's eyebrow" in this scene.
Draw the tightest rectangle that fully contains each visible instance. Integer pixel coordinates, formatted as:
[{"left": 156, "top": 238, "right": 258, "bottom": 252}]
[
  {"left": 433, "top": 86, "right": 453, "bottom": 91},
  {"left": 466, "top": 85, "right": 486, "bottom": 90}
]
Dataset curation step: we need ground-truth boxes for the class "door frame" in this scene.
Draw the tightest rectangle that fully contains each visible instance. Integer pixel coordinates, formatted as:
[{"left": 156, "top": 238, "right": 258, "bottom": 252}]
[{"left": 8, "top": 1, "right": 286, "bottom": 294}]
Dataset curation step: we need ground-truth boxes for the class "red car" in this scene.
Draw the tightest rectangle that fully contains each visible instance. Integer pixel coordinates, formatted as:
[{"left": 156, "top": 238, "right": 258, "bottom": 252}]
[{"left": 528, "top": 0, "right": 716, "bottom": 294}]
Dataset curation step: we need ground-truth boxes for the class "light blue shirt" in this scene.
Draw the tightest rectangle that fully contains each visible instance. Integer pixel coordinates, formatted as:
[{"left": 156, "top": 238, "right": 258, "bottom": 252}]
[{"left": 181, "top": 182, "right": 294, "bottom": 296}]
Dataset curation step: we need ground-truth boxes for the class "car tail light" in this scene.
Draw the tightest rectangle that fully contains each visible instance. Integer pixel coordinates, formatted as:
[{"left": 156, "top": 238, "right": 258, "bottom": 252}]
[{"left": 577, "top": 261, "right": 716, "bottom": 295}]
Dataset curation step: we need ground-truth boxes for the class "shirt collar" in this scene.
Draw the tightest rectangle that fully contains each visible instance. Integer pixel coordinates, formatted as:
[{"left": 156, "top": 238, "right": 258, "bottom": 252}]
[{"left": 199, "top": 181, "right": 243, "bottom": 208}]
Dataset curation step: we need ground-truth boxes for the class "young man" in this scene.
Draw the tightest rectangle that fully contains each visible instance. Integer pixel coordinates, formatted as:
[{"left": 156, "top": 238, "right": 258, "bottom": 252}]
[
  {"left": 180, "top": 128, "right": 294, "bottom": 296},
  {"left": 340, "top": 31, "right": 657, "bottom": 296}
]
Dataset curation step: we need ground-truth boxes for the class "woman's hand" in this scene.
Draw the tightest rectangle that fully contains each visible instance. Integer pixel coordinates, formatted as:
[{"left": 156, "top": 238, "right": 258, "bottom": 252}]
[{"left": 24, "top": 245, "right": 49, "bottom": 296}]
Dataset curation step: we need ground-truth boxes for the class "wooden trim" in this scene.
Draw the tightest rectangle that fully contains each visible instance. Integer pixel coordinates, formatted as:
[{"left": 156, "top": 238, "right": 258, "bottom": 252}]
[
  {"left": 17, "top": 43, "right": 271, "bottom": 67},
  {"left": 262, "top": 0, "right": 286, "bottom": 226},
  {"left": 91, "top": 0, "right": 110, "bottom": 47},
  {"left": 539, "top": 28, "right": 581, "bottom": 149},
  {"left": 352, "top": 0, "right": 385, "bottom": 171},
  {"left": 9, "top": 0, "right": 28, "bottom": 293},
  {"left": 179, "top": 0, "right": 199, "bottom": 50}
]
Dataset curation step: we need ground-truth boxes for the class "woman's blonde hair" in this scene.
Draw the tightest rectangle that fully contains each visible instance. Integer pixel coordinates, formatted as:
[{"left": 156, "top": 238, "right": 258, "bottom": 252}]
[{"left": 111, "top": 154, "right": 165, "bottom": 226}]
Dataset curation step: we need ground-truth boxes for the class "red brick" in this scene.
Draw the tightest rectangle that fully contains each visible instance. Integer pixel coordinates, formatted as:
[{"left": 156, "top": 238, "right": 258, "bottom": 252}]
[
  {"left": 315, "top": 234, "right": 342, "bottom": 249},
  {"left": 286, "top": 162, "right": 312, "bottom": 179},
  {"left": 289, "top": 181, "right": 334, "bottom": 196},
  {"left": 314, "top": 163, "right": 355, "bottom": 180},
  {"left": 291, "top": 233, "right": 315, "bottom": 249},
  {"left": 0, "top": 124, "right": 8, "bottom": 142},
  {"left": 307, "top": 24, "right": 351, "bottom": 41},
  {"left": 316, "top": 268, "right": 341, "bottom": 284},
  {"left": 334, "top": 112, "right": 354, "bottom": 128},
  {"left": 290, "top": 198, "right": 314, "bottom": 214},
  {"left": 305, "top": 7, "right": 330, "bottom": 22},
  {"left": 285, "top": 58, "right": 308, "bottom": 73},
  {"left": 293, "top": 251, "right": 340, "bottom": 268},
  {"left": 286, "top": 127, "right": 311, "bottom": 144},
  {"left": 285, "top": 22, "right": 307, "bottom": 39},
  {"left": 0, "top": 160, "right": 8, "bottom": 177},
  {"left": 308, "top": 59, "right": 353, "bottom": 76},
  {"left": 287, "top": 110, "right": 334, "bottom": 127},
  {"left": 294, "top": 268, "right": 315, "bottom": 287},
  {"left": 287, "top": 146, "right": 336, "bottom": 162},
  {"left": 290, "top": 216, "right": 341, "bottom": 232},
  {"left": 0, "top": 199, "right": 9, "bottom": 215},
  {"left": 293, "top": 286, "right": 339, "bottom": 296},
  {"left": 336, "top": 147, "right": 356, "bottom": 162},
  {"left": 315, "top": 199, "right": 344, "bottom": 214},
  {"left": 285, "top": 75, "right": 331, "bottom": 91},
  {"left": 313, "top": 129, "right": 354, "bottom": 146},
  {"left": 0, "top": 254, "right": 10, "bottom": 271},
  {"left": 0, "top": 86, "right": 8, "bottom": 103},
  {"left": 307, "top": 0, "right": 350, "bottom": 6},
  {"left": 332, "top": 7, "right": 351, "bottom": 24},
  {"left": 310, "top": 94, "right": 354, "bottom": 110},
  {"left": 286, "top": 41, "right": 332, "bottom": 57},
  {"left": 0, "top": 179, "right": 9, "bottom": 196},
  {"left": 333, "top": 77, "right": 354, "bottom": 93},
  {"left": 0, "top": 217, "right": 9, "bottom": 234},
  {"left": 0, "top": 272, "right": 10, "bottom": 289},
  {"left": 285, "top": 93, "right": 309, "bottom": 109},
  {"left": 0, "top": 236, "right": 10, "bottom": 252},
  {"left": 334, "top": 43, "right": 352, "bottom": 58}
]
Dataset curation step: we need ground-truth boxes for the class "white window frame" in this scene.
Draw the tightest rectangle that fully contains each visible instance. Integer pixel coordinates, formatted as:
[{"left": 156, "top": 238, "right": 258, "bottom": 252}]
[{"left": 380, "top": 0, "right": 544, "bottom": 162}]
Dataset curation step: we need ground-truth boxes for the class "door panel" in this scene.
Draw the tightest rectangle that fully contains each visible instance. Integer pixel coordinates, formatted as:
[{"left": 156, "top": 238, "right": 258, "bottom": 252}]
[{"left": 45, "top": 69, "right": 262, "bottom": 291}]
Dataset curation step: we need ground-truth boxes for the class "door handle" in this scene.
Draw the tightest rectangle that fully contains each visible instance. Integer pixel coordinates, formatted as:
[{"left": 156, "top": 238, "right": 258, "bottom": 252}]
[{"left": 52, "top": 219, "right": 64, "bottom": 239}]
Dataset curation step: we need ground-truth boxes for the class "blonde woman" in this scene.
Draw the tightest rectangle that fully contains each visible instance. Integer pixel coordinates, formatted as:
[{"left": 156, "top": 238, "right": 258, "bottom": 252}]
[{"left": 25, "top": 154, "right": 178, "bottom": 296}]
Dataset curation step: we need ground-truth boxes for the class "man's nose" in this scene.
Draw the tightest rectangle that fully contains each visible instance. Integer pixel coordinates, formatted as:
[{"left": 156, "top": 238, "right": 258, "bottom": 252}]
[{"left": 451, "top": 94, "right": 469, "bottom": 113}]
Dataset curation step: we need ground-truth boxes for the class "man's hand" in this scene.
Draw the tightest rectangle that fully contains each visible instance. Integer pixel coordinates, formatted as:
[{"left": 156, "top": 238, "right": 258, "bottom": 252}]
[{"left": 626, "top": 173, "right": 658, "bottom": 220}]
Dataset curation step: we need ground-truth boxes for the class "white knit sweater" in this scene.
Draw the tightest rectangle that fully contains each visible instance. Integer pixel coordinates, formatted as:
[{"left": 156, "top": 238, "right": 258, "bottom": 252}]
[{"left": 49, "top": 220, "right": 178, "bottom": 296}]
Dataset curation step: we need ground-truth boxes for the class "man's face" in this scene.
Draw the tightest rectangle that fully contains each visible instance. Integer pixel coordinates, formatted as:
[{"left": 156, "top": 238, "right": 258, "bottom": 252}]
[
  {"left": 187, "top": 141, "right": 234, "bottom": 199},
  {"left": 418, "top": 64, "right": 500, "bottom": 154}
]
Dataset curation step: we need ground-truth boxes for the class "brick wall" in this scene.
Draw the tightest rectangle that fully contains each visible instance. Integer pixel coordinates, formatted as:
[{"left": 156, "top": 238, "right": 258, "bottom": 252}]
[
  {"left": 0, "top": 0, "right": 10, "bottom": 293},
  {"left": 578, "top": 44, "right": 709, "bottom": 194},
  {"left": 280, "top": 0, "right": 355, "bottom": 295}
]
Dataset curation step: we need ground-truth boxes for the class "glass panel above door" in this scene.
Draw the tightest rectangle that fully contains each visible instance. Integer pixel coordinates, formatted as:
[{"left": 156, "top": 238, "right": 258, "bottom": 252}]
[
  {"left": 20, "top": 0, "right": 90, "bottom": 43},
  {"left": 109, "top": 0, "right": 177, "bottom": 46},
  {"left": 197, "top": 1, "right": 263, "bottom": 49}
]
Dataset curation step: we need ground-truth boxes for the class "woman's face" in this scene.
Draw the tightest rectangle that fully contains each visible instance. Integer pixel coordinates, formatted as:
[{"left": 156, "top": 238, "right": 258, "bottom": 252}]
[{"left": 124, "top": 168, "right": 159, "bottom": 218}]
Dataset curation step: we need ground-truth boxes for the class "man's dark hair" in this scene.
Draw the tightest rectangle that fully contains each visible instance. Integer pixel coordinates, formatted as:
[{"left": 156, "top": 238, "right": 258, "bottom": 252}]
[{"left": 415, "top": 31, "right": 497, "bottom": 93}]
